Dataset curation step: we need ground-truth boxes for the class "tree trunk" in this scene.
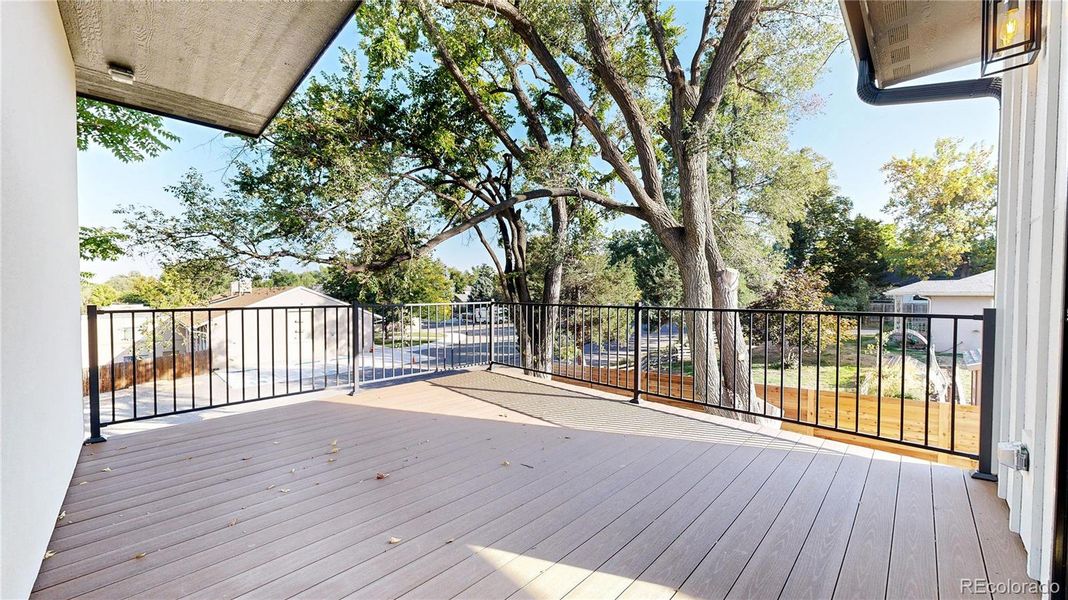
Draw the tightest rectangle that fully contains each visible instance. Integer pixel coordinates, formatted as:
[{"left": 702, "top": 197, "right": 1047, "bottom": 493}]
[
  {"left": 645, "top": 148, "right": 777, "bottom": 423},
  {"left": 710, "top": 267, "right": 777, "bottom": 417},
  {"left": 677, "top": 254, "right": 721, "bottom": 407},
  {"left": 490, "top": 200, "right": 566, "bottom": 380},
  {"left": 529, "top": 197, "right": 568, "bottom": 378}
]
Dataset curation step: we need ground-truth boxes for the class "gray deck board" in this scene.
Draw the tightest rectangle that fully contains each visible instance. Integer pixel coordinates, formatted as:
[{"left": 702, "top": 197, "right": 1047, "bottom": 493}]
[
  {"left": 726, "top": 441, "right": 848, "bottom": 599},
  {"left": 885, "top": 459, "right": 938, "bottom": 600},
  {"left": 30, "top": 371, "right": 1037, "bottom": 600},
  {"left": 778, "top": 445, "right": 873, "bottom": 600},
  {"left": 933, "top": 465, "right": 990, "bottom": 600},
  {"left": 671, "top": 439, "right": 826, "bottom": 600}
]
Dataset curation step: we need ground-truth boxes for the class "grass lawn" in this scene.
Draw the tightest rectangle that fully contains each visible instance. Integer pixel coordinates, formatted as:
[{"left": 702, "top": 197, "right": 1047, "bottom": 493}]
[
  {"left": 754, "top": 363, "right": 861, "bottom": 392},
  {"left": 374, "top": 331, "right": 441, "bottom": 348}
]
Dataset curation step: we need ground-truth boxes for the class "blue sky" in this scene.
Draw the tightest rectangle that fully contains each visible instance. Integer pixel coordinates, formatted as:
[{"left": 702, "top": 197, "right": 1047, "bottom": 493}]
[{"left": 80, "top": 8, "right": 999, "bottom": 281}]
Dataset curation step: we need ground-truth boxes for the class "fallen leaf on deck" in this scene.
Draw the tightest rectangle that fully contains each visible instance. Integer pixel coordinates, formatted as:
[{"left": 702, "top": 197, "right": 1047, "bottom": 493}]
[
  {"left": 445, "top": 539, "right": 454, "bottom": 544},
  {"left": 266, "top": 484, "right": 275, "bottom": 490},
  {"left": 521, "top": 464, "right": 534, "bottom": 469},
  {"left": 77, "top": 481, "right": 87, "bottom": 486},
  {"left": 118, "top": 446, "right": 128, "bottom": 450},
  {"left": 57, "top": 511, "right": 66, "bottom": 521},
  {"left": 376, "top": 472, "right": 389, "bottom": 480},
  {"left": 330, "top": 439, "right": 338, "bottom": 446},
  {"left": 227, "top": 518, "right": 239, "bottom": 527},
  {"left": 241, "top": 457, "right": 252, "bottom": 461},
  {"left": 132, "top": 552, "right": 147, "bottom": 560},
  {"left": 388, "top": 537, "right": 402, "bottom": 544},
  {"left": 289, "top": 468, "right": 296, "bottom": 474},
  {"left": 329, "top": 447, "right": 340, "bottom": 454},
  {"left": 101, "top": 467, "right": 112, "bottom": 472},
  {"left": 501, "top": 460, "right": 510, "bottom": 467},
  {"left": 273, "top": 441, "right": 280, "bottom": 445},
  {"left": 43, "top": 550, "right": 56, "bottom": 559},
  {"left": 327, "top": 458, "right": 336, "bottom": 463},
  {"left": 279, "top": 488, "right": 290, "bottom": 493}
]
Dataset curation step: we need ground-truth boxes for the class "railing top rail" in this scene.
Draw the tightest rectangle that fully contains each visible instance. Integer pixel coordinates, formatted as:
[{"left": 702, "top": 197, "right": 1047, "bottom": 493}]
[
  {"left": 91, "top": 300, "right": 493, "bottom": 315},
  {"left": 93, "top": 304, "right": 355, "bottom": 314},
  {"left": 490, "top": 301, "right": 983, "bottom": 320},
  {"left": 90, "top": 301, "right": 982, "bottom": 321},
  {"left": 356, "top": 301, "right": 493, "bottom": 308}
]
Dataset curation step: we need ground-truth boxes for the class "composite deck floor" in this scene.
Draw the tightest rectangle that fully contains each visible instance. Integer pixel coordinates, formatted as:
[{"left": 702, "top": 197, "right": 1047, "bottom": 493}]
[{"left": 35, "top": 370, "right": 1034, "bottom": 599}]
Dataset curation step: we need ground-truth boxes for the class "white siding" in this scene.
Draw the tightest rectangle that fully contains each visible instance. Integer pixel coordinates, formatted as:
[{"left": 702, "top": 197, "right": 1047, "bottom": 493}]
[
  {"left": 0, "top": 3, "right": 82, "bottom": 597},
  {"left": 926, "top": 296, "right": 993, "bottom": 353},
  {"left": 205, "top": 288, "right": 371, "bottom": 375},
  {"left": 993, "top": 0, "right": 1067, "bottom": 583}
]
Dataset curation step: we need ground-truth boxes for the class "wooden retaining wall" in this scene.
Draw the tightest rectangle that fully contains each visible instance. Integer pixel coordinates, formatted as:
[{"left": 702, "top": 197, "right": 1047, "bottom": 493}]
[{"left": 549, "top": 365, "right": 979, "bottom": 468}]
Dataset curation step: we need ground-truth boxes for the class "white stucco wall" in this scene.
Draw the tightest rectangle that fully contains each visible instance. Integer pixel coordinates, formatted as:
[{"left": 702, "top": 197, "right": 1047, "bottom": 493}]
[
  {"left": 992, "top": 0, "right": 1067, "bottom": 583},
  {"left": 0, "top": 3, "right": 83, "bottom": 598}
]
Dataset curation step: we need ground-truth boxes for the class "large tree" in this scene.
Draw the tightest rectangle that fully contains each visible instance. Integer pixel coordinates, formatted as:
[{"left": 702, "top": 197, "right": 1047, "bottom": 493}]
[
  {"left": 123, "top": 0, "right": 839, "bottom": 407},
  {"left": 882, "top": 137, "right": 997, "bottom": 278},
  {"left": 406, "top": 0, "right": 839, "bottom": 406},
  {"left": 786, "top": 192, "right": 890, "bottom": 309}
]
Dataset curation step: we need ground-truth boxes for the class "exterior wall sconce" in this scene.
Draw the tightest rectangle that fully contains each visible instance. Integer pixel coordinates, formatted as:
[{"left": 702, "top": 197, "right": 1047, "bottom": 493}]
[
  {"left": 107, "top": 63, "right": 136, "bottom": 85},
  {"left": 982, "top": 0, "right": 1042, "bottom": 76}
]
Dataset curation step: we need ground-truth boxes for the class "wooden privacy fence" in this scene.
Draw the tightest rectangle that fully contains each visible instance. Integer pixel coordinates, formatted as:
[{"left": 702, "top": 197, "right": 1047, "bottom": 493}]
[{"left": 82, "top": 350, "right": 211, "bottom": 396}]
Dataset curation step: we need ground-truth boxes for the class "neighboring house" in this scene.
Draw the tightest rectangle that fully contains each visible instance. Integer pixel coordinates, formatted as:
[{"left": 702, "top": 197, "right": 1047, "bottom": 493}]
[
  {"left": 80, "top": 304, "right": 202, "bottom": 370},
  {"left": 883, "top": 270, "right": 995, "bottom": 353},
  {"left": 200, "top": 286, "right": 373, "bottom": 372}
]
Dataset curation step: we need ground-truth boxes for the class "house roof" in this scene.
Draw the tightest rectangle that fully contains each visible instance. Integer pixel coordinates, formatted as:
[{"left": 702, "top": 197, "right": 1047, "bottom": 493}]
[
  {"left": 206, "top": 286, "right": 346, "bottom": 309},
  {"left": 839, "top": 1, "right": 982, "bottom": 88},
  {"left": 884, "top": 270, "right": 995, "bottom": 298},
  {"left": 57, "top": 0, "right": 357, "bottom": 136},
  {"left": 207, "top": 287, "right": 294, "bottom": 309}
]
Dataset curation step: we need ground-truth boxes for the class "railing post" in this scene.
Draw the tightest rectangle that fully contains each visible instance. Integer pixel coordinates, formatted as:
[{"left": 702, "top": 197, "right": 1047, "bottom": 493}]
[
  {"left": 631, "top": 301, "right": 641, "bottom": 403},
  {"left": 972, "top": 308, "right": 998, "bottom": 481},
  {"left": 488, "top": 301, "right": 495, "bottom": 371},
  {"left": 356, "top": 301, "right": 365, "bottom": 395},
  {"left": 85, "top": 305, "right": 106, "bottom": 444}
]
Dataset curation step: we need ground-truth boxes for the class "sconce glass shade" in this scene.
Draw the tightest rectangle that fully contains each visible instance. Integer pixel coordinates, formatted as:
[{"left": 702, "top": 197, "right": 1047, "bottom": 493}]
[{"left": 982, "top": 0, "right": 1042, "bottom": 76}]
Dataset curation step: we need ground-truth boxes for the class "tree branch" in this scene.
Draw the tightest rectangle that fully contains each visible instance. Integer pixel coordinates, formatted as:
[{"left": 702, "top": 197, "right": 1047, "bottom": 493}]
[
  {"left": 691, "top": 0, "right": 762, "bottom": 133},
  {"left": 452, "top": 0, "right": 674, "bottom": 230},
  {"left": 353, "top": 186, "right": 621, "bottom": 271},
  {"left": 416, "top": 0, "right": 527, "bottom": 160},
  {"left": 580, "top": 2, "right": 664, "bottom": 206},
  {"left": 690, "top": 0, "right": 715, "bottom": 83},
  {"left": 497, "top": 47, "right": 551, "bottom": 150}
]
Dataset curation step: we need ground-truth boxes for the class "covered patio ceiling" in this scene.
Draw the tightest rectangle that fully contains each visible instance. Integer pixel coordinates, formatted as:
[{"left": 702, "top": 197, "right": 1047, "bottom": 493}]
[
  {"left": 57, "top": 0, "right": 357, "bottom": 136},
  {"left": 840, "top": 0, "right": 983, "bottom": 87}
]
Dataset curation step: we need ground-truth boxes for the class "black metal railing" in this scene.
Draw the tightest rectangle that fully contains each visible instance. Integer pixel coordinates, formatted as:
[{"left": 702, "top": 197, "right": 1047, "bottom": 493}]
[
  {"left": 83, "top": 301, "right": 492, "bottom": 439},
  {"left": 84, "top": 304, "right": 358, "bottom": 437},
  {"left": 352, "top": 302, "right": 492, "bottom": 383},
  {"left": 84, "top": 300, "right": 995, "bottom": 474},
  {"left": 487, "top": 302, "right": 995, "bottom": 470}
]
